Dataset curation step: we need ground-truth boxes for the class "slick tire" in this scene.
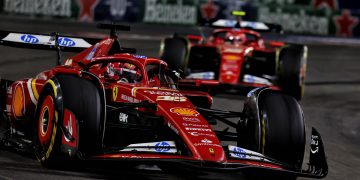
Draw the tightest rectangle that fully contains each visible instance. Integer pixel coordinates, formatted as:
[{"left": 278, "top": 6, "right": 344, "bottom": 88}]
[
  {"left": 260, "top": 92, "right": 305, "bottom": 168},
  {"left": 245, "top": 92, "right": 305, "bottom": 180},
  {"left": 278, "top": 45, "right": 307, "bottom": 101},
  {"left": 160, "top": 37, "right": 188, "bottom": 73},
  {"left": 56, "top": 74, "right": 103, "bottom": 155},
  {"left": 34, "top": 80, "right": 62, "bottom": 167}
]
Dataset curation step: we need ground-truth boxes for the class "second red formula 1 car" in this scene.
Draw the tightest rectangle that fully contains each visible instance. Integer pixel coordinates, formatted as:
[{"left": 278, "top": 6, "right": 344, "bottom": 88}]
[
  {"left": 160, "top": 13, "right": 307, "bottom": 100},
  {"left": 0, "top": 24, "right": 326, "bottom": 179}
]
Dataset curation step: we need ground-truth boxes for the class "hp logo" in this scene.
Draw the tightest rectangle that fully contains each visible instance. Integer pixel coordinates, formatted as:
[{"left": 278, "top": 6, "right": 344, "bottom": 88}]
[{"left": 20, "top": 34, "right": 39, "bottom": 44}]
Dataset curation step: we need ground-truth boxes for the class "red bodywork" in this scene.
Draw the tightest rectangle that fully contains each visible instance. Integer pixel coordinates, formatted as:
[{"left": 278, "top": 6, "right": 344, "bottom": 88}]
[
  {"left": 186, "top": 28, "right": 284, "bottom": 90},
  {"left": 5, "top": 35, "right": 281, "bottom": 169}
]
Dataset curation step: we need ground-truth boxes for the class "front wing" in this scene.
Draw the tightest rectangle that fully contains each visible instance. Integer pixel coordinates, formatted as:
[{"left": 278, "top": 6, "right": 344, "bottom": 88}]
[{"left": 88, "top": 128, "right": 327, "bottom": 179}]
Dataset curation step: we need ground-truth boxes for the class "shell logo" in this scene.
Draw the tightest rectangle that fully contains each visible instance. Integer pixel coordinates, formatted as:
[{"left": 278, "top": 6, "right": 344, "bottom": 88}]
[
  {"left": 170, "top": 107, "right": 199, "bottom": 116},
  {"left": 223, "top": 54, "right": 240, "bottom": 61}
]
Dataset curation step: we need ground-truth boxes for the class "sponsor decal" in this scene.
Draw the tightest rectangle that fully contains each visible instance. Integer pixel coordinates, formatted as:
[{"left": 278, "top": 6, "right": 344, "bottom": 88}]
[
  {"left": 133, "top": 55, "right": 147, "bottom": 59},
  {"left": 143, "top": 0, "right": 197, "bottom": 25},
  {"left": 61, "top": 110, "right": 78, "bottom": 156},
  {"left": 120, "top": 141, "right": 177, "bottom": 153},
  {"left": 58, "top": 37, "right": 76, "bottom": 47},
  {"left": 194, "top": 143, "right": 221, "bottom": 147},
  {"left": 4, "top": 0, "right": 71, "bottom": 17},
  {"left": 170, "top": 107, "right": 199, "bottom": 116},
  {"left": 222, "top": 64, "right": 239, "bottom": 71},
  {"left": 86, "top": 43, "right": 99, "bottom": 60},
  {"left": 223, "top": 54, "right": 240, "bottom": 61},
  {"left": 182, "top": 117, "right": 201, "bottom": 122},
  {"left": 233, "top": 147, "right": 246, "bottom": 158},
  {"left": 118, "top": 113, "right": 128, "bottom": 123},
  {"left": 223, "top": 48, "right": 243, "bottom": 53},
  {"left": 243, "top": 74, "right": 273, "bottom": 85},
  {"left": 258, "top": 6, "right": 329, "bottom": 35},
  {"left": 156, "top": 96, "right": 187, "bottom": 102},
  {"left": 144, "top": 90, "right": 182, "bottom": 96},
  {"left": 201, "top": 138, "right": 213, "bottom": 144},
  {"left": 188, "top": 131, "right": 215, "bottom": 137},
  {"left": 20, "top": 34, "right": 39, "bottom": 44},
  {"left": 311, "top": 134, "right": 319, "bottom": 154},
  {"left": 64, "top": 115, "right": 74, "bottom": 142},
  {"left": 112, "top": 86, "right": 119, "bottom": 101},
  {"left": 155, "top": 141, "right": 171, "bottom": 152},
  {"left": 228, "top": 145, "right": 268, "bottom": 161},
  {"left": 185, "top": 127, "right": 212, "bottom": 132},
  {"left": 121, "top": 94, "right": 140, "bottom": 103},
  {"left": 167, "top": 122, "right": 179, "bottom": 134},
  {"left": 182, "top": 123, "right": 208, "bottom": 128},
  {"left": 186, "top": 72, "right": 215, "bottom": 80}
]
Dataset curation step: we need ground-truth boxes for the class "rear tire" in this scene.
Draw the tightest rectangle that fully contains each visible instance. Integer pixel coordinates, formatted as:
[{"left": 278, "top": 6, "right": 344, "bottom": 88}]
[
  {"left": 278, "top": 45, "right": 307, "bottom": 101},
  {"left": 34, "top": 81, "right": 62, "bottom": 167}
]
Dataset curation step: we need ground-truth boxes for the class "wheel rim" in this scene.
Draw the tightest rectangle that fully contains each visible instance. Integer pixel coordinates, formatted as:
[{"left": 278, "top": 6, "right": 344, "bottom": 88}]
[
  {"left": 38, "top": 95, "right": 55, "bottom": 146},
  {"left": 40, "top": 107, "right": 49, "bottom": 136}
]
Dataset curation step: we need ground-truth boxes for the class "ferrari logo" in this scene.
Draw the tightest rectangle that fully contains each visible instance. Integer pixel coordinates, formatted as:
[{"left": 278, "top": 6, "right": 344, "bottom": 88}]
[
  {"left": 209, "top": 148, "right": 215, "bottom": 154},
  {"left": 113, "top": 86, "right": 118, "bottom": 101}
]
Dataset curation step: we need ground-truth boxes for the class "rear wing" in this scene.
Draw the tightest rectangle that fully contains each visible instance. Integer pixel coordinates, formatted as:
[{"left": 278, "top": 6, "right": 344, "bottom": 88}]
[
  {"left": 0, "top": 30, "right": 100, "bottom": 52},
  {"left": 211, "top": 19, "right": 283, "bottom": 34}
]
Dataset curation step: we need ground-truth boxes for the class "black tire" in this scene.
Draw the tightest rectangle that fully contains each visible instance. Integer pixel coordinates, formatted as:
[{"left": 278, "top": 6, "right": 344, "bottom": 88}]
[
  {"left": 56, "top": 74, "right": 103, "bottom": 155},
  {"left": 278, "top": 45, "right": 307, "bottom": 101},
  {"left": 244, "top": 92, "right": 305, "bottom": 180},
  {"left": 260, "top": 92, "right": 305, "bottom": 167},
  {"left": 34, "top": 81, "right": 62, "bottom": 166},
  {"left": 160, "top": 37, "right": 188, "bottom": 72}
]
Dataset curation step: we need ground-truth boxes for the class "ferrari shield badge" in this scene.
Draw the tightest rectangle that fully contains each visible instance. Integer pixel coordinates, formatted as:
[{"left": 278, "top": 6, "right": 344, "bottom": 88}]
[{"left": 113, "top": 86, "right": 118, "bottom": 101}]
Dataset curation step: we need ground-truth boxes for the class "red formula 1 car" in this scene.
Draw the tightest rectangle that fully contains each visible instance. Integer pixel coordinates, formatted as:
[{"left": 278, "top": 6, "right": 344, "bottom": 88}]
[
  {"left": 160, "top": 18, "right": 307, "bottom": 100},
  {"left": 0, "top": 24, "right": 326, "bottom": 179}
]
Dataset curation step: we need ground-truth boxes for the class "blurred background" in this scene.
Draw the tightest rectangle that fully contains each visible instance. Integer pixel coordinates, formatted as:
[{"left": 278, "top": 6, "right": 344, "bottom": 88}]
[{"left": 0, "top": 0, "right": 359, "bottom": 180}]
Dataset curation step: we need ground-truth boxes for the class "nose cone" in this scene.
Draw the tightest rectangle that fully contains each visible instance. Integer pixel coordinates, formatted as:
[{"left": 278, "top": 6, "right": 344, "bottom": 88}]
[{"left": 158, "top": 103, "right": 227, "bottom": 163}]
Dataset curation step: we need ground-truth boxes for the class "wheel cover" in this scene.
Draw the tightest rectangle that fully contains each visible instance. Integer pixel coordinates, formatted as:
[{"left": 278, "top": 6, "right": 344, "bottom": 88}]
[{"left": 38, "top": 95, "right": 55, "bottom": 146}]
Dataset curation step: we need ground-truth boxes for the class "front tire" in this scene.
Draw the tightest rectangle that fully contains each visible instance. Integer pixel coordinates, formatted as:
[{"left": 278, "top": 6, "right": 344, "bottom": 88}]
[
  {"left": 259, "top": 92, "right": 305, "bottom": 168},
  {"left": 278, "top": 45, "right": 307, "bottom": 101},
  {"left": 160, "top": 37, "right": 189, "bottom": 72},
  {"left": 56, "top": 74, "right": 103, "bottom": 155},
  {"left": 242, "top": 92, "right": 305, "bottom": 180}
]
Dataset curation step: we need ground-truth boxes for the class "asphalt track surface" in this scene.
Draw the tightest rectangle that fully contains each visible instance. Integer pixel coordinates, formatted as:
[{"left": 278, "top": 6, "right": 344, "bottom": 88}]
[{"left": 0, "top": 16, "right": 359, "bottom": 180}]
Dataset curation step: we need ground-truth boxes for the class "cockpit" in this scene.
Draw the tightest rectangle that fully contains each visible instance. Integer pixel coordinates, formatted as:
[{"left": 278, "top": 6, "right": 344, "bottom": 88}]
[
  {"left": 90, "top": 58, "right": 176, "bottom": 89},
  {"left": 210, "top": 30, "right": 260, "bottom": 47}
]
